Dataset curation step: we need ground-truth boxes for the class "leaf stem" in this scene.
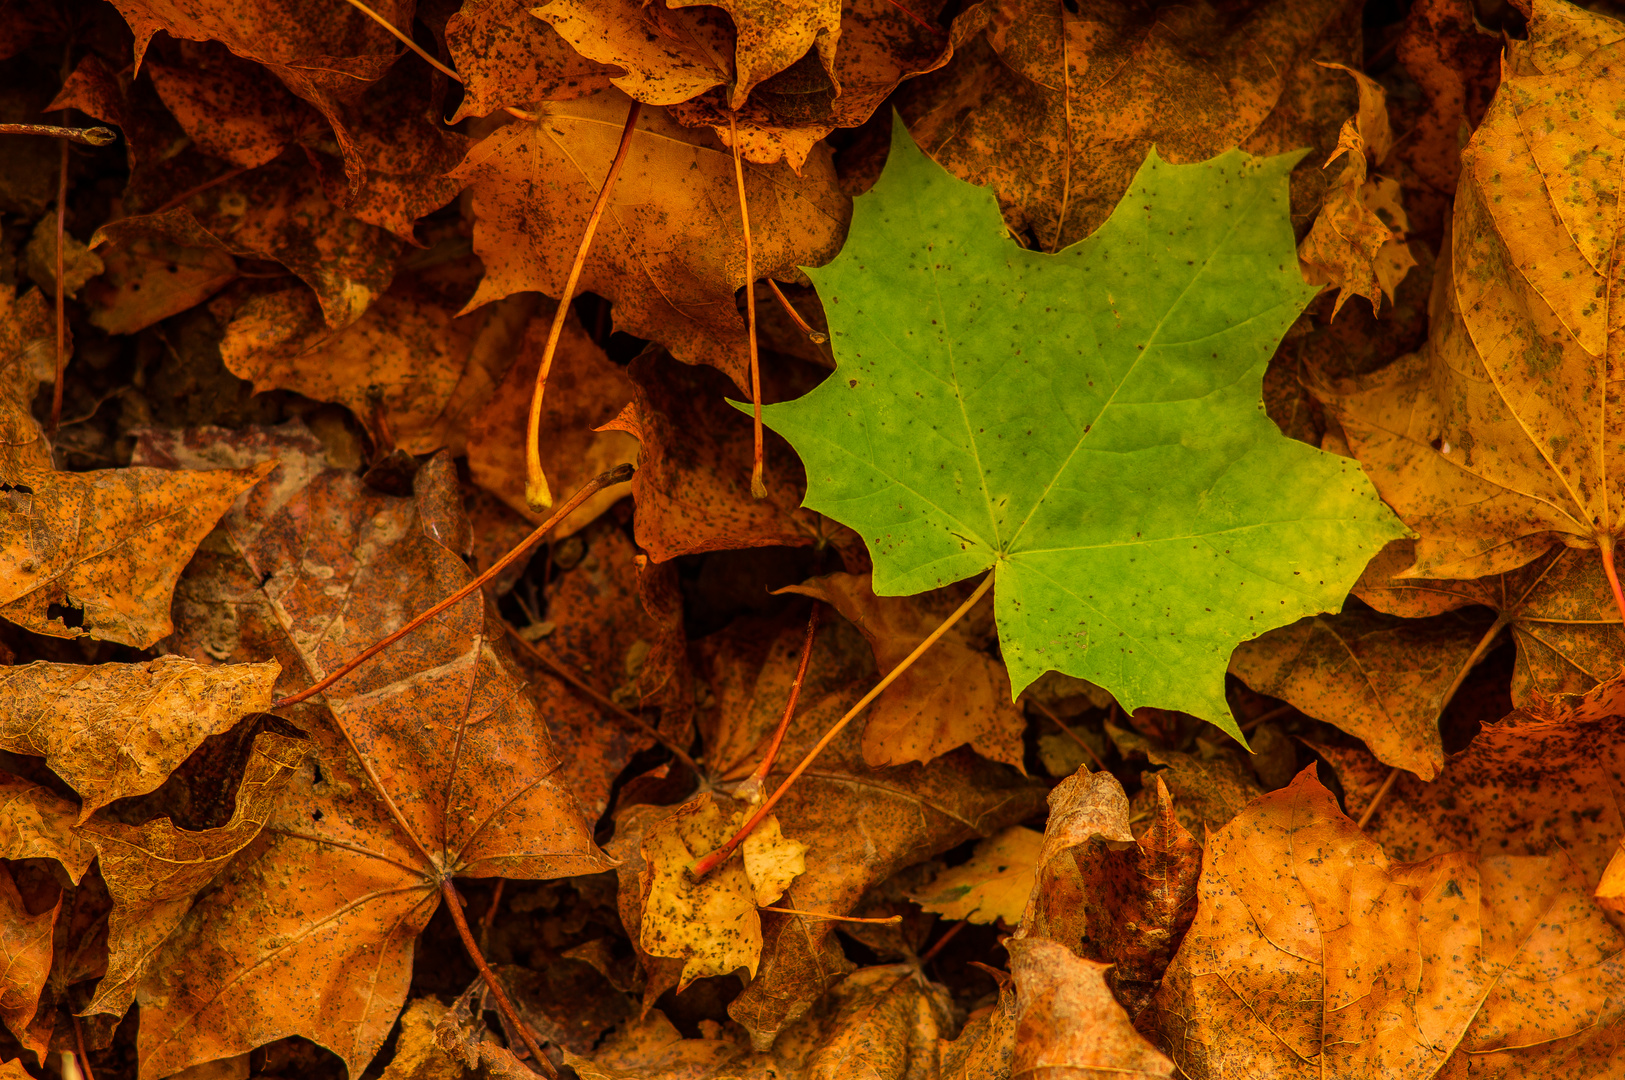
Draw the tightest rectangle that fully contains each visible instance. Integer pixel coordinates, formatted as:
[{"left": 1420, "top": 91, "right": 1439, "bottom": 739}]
[
  {"left": 439, "top": 879, "right": 557, "bottom": 1079},
  {"left": 1600, "top": 535, "right": 1625, "bottom": 629},
  {"left": 0, "top": 123, "right": 115, "bottom": 145},
  {"left": 690, "top": 572, "right": 995, "bottom": 879},
  {"left": 917, "top": 918, "right": 967, "bottom": 968},
  {"left": 1026, "top": 696, "right": 1107, "bottom": 772},
  {"left": 500, "top": 619, "right": 704, "bottom": 779},
  {"left": 1355, "top": 766, "right": 1400, "bottom": 831},
  {"left": 759, "top": 905, "right": 901, "bottom": 923},
  {"left": 766, "top": 279, "right": 826, "bottom": 344},
  {"left": 272, "top": 463, "right": 632, "bottom": 709},
  {"left": 72, "top": 1013, "right": 96, "bottom": 1080},
  {"left": 524, "top": 101, "right": 641, "bottom": 510},
  {"left": 728, "top": 112, "right": 766, "bottom": 499},
  {"left": 739, "top": 605, "right": 820, "bottom": 794},
  {"left": 48, "top": 134, "right": 68, "bottom": 433},
  {"left": 337, "top": 0, "right": 462, "bottom": 82}
]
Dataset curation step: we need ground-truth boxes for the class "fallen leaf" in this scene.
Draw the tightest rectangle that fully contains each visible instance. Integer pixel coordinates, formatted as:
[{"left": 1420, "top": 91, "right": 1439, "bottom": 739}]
[
  {"left": 897, "top": 0, "right": 1360, "bottom": 250},
  {"left": 0, "top": 775, "right": 95, "bottom": 882},
  {"left": 690, "top": 612, "right": 1047, "bottom": 1046},
  {"left": 0, "top": 284, "right": 53, "bottom": 478},
  {"left": 85, "top": 231, "right": 238, "bottom": 336},
  {"left": 1150, "top": 767, "right": 1625, "bottom": 1078},
  {"left": 781, "top": 572, "right": 1025, "bottom": 770},
  {"left": 637, "top": 793, "right": 806, "bottom": 988},
  {"left": 1328, "top": 8, "right": 1625, "bottom": 581},
  {"left": 533, "top": 0, "right": 732, "bottom": 108},
  {"left": 465, "top": 301, "right": 636, "bottom": 534},
  {"left": 218, "top": 282, "right": 532, "bottom": 458},
  {"left": 452, "top": 91, "right": 849, "bottom": 389},
  {"left": 1354, "top": 538, "right": 1625, "bottom": 704},
  {"left": 760, "top": 122, "right": 1406, "bottom": 737},
  {"left": 105, "top": 0, "right": 409, "bottom": 186},
  {"left": 0, "top": 865, "right": 57, "bottom": 1055},
  {"left": 446, "top": 0, "right": 614, "bottom": 122},
  {"left": 1007, "top": 937, "right": 1174, "bottom": 1079},
  {"left": 599, "top": 349, "right": 825, "bottom": 561},
  {"left": 0, "top": 656, "right": 279, "bottom": 821},
  {"left": 1393, "top": 0, "right": 1501, "bottom": 200},
  {"left": 675, "top": 0, "right": 839, "bottom": 111},
  {"left": 1108, "top": 722, "right": 1264, "bottom": 839},
  {"left": 912, "top": 825, "right": 1042, "bottom": 925},
  {"left": 25, "top": 212, "right": 104, "bottom": 300},
  {"left": 0, "top": 461, "right": 273, "bottom": 648},
  {"left": 1020, "top": 771, "right": 1200, "bottom": 1017},
  {"left": 1230, "top": 607, "right": 1499, "bottom": 779},
  {"left": 93, "top": 155, "right": 401, "bottom": 331},
  {"left": 79, "top": 729, "right": 307, "bottom": 1016},
  {"left": 1297, "top": 64, "right": 1416, "bottom": 316},
  {"left": 133, "top": 453, "right": 610, "bottom": 1078}
]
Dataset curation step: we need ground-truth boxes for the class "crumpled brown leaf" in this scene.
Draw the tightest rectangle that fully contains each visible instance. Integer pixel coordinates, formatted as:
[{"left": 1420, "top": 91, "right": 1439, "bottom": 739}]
[
  {"left": 1297, "top": 62, "right": 1416, "bottom": 316},
  {"left": 138, "top": 450, "right": 611, "bottom": 1078},
  {"left": 688, "top": 612, "right": 1047, "bottom": 1047},
  {"left": 452, "top": 91, "right": 848, "bottom": 389},
  {"left": 79, "top": 729, "right": 307, "bottom": 1016},
  {"left": 1019, "top": 771, "right": 1200, "bottom": 1018},
  {"left": 1008, "top": 937, "right": 1174, "bottom": 1079},
  {"left": 0, "top": 656, "right": 279, "bottom": 821},
  {"left": 0, "top": 461, "right": 273, "bottom": 648},
  {"left": 1150, "top": 767, "right": 1625, "bottom": 1078},
  {"left": 898, "top": 0, "right": 1360, "bottom": 250},
  {"left": 781, "top": 572, "right": 1025, "bottom": 770},
  {"left": 1229, "top": 606, "right": 1498, "bottom": 780}
]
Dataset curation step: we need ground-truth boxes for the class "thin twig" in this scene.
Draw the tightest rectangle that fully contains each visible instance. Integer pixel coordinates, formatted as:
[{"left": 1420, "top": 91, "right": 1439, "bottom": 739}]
[
  {"left": 145, "top": 165, "right": 248, "bottom": 218},
  {"left": 765, "top": 279, "right": 827, "bottom": 343},
  {"left": 0, "top": 123, "right": 115, "bottom": 145},
  {"left": 728, "top": 112, "right": 767, "bottom": 499},
  {"left": 1027, "top": 696, "right": 1107, "bottom": 772},
  {"left": 48, "top": 137, "right": 68, "bottom": 433},
  {"left": 72, "top": 1012, "right": 96, "bottom": 1080},
  {"left": 338, "top": 0, "right": 462, "bottom": 82},
  {"left": 440, "top": 880, "right": 557, "bottom": 1079},
  {"left": 691, "top": 573, "right": 995, "bottom": 879},
  {"left": 501, "top": 620, "right": 703, "bottom": 778},
  {"left": 1355, "top": 766, "right": 1401, "bottom": 831},
  {"left": 739, "top": 605, "right": 820, "bottom": 794},
  {"left": 272, "top": 464, "right": 632, "bottom": 709},
  {"left": 1240, "top": 702, "right": 1295, "bottom": 734},
  {"left": 524, "top": 101, "right": 641, "bottom": 510},
  {"left": 760, "top": 905, "right": 901, "bottom": 924}
]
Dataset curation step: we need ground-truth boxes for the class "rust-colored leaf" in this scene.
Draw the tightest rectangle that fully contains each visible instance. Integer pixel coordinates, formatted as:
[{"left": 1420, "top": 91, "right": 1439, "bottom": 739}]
[{"left": 0, "top": 462, "right": 273, "bottom": 648}]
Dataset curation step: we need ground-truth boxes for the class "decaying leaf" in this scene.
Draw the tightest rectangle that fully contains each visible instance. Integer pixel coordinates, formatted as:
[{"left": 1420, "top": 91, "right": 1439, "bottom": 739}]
[
  {"left": 0, "top": 775, "right": 95, "bottom": 883},
  {"left": 452, "top": 91, "right": 848, "bottom": 389},
  {"left": 0, "top": 462, "right": 273, "bottom": 648},
  {"left": 637, "top": 793, "right": 806, "bottom": 988},
  {"left": 898, "top": 0, "right": 1360, "bottom": 250},
  {"left": 1008, "top": 938, "right": 1174, "bottom": 1079},
  {"left": 447, "top": 0, "right": 614, "bottom": 122},
  {"left": 0, "top": 284, "right": 53, "bottom": 478},
  {"left": 0, "top": 866, "right": 57, "bottom": 1055}
]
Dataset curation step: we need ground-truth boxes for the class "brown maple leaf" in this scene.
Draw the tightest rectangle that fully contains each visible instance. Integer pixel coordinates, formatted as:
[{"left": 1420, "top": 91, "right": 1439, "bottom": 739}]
[
  {"left": 136, "top": 449, "right": 609, "bottom": 1077},
  {"left": 446, "top": 0, "right": 615, "bottom": 122}
]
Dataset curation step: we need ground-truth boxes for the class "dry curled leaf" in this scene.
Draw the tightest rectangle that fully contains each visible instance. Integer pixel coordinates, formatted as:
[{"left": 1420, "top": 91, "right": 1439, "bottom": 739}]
[
  {"left": 0, "top": 656, "right": 279, "bottom": 821},
  {"left": 1008, "top": 937, "right": 1174, "bottom": 1079},
  {"left": 0, "top": 462, "right": 273, "bottom": 648}
]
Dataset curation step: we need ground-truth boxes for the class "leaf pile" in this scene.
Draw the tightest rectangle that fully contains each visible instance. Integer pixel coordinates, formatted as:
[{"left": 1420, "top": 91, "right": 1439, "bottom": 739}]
[{"left": 2, "top": 0, "right": 1623, "bottom": 1079}]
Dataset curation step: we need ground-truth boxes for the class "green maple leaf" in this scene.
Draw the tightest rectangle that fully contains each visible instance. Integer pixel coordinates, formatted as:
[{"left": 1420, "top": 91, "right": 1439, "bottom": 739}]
[{"left": 759, "top": 121, "right": 1408, "bottom": 738}]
